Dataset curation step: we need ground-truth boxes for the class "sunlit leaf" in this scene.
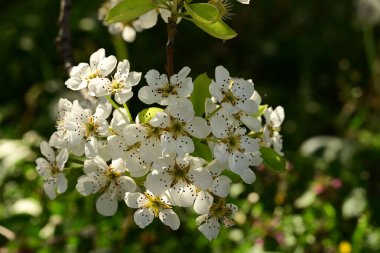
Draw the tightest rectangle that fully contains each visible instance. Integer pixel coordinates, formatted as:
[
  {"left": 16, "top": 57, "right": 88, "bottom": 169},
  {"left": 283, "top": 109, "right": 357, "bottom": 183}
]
[
  {"left": 106, "top": 0, "right": 156, "bottom": 23},
  {"left": 190, "top": 73, "right": 211, "bottom": 117},
  {"left": 260, "top": 146, "right": 286, "bottom": 172},
  {"left": 138, "top": 107, "right": 163, "bottom": 124},
  {"left": 192, "top": 140, "right": 212, "bottom": 161},
  {"left": 184, "top": 3, "right": 219, "bottom": 24},
  {"left": 190, "top": 18, "right": 237, "bottom": 40}
]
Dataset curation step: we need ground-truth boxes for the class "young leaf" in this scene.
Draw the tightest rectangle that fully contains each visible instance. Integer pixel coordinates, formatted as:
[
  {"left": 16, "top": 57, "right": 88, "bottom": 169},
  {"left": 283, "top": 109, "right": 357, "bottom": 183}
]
[
  {"left": 190, "top": 73, "right": 211, "bottom": 117},
  {"left": 190, "top": 18, "right": 237, "bottom": 40},
  {"left": 260, "top": 146, "right": 286, "bottom": 172},
  {"left": 106, "top": 0, "right": 156, "bottom": 24},
  {"left": 138, "top": 107, "right": 163, "bottom": 124},
  {"left": 184, "top": 3, "right": 219, "bottom": 24},
  {"left": 192, "top": 140, "right": 213, "bottom": 161}
]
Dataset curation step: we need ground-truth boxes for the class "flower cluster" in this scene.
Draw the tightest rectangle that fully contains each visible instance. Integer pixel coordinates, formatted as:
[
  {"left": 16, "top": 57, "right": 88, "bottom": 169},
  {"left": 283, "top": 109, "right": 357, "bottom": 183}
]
[{"left": 36, "top": 49, "right": 284, "bottom": 240}]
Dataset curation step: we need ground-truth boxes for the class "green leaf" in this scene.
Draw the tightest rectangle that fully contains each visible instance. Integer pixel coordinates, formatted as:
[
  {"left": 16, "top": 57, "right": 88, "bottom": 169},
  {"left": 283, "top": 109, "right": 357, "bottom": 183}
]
[
  {"left": 260, "top": 146, "right": 286, "bottom": 172},
  {"left": 106, "top": 0, "right": 156, "bottom": 23},
  {"left": 138, "top": 107, "right": 163, "bottom": 124},
  {"left": 190, "top": 18, "right": 237, "bottom": 40},
  {"left": 185, "top": 3, "right": 219, "bottom": 24},
  {"left": 253, "top": 104, "right": 268, "bottom": 117},
  {"left": 192, "top": 140, "right": 212, "bottom": 162},
  {"left": 190, "top": 73, "right": 211, "bottom": 116}
]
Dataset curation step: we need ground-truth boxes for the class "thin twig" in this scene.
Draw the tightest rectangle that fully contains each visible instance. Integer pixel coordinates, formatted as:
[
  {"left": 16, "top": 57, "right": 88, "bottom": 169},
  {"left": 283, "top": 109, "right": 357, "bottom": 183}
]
[
  {"left": 56, "top": 0, "right": 73, "bottom": 73},
  {"left": 165, "top": 17, "right": 177, "bottom": 78}
]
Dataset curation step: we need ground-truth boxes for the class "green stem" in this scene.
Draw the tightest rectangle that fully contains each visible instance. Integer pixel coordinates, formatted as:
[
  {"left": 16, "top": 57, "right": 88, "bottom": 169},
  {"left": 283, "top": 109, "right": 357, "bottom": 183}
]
[
  {"left": 363, "top": 23, "right": 380, "bottom": 92},
  {"left": 205, "top": 106, "right": 221, "bottom": 120},
  {"left": 105, "top": 95, "right": 129, "bottom": 122},
  {"left": 112, "top": 35, "right": 129, "bottom": 60},
  {"left": 123, "top": 103, "right": 133, "bottom": 123}
]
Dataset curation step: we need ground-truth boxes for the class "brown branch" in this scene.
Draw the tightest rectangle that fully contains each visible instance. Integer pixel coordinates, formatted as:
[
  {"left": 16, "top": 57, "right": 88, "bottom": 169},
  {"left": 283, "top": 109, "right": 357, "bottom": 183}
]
[
  {"left": 165, "top": 17, "right": 177, "bottom": 78},
  {"left": 56, "top": 0, "right": 73, "bottom": 73}
]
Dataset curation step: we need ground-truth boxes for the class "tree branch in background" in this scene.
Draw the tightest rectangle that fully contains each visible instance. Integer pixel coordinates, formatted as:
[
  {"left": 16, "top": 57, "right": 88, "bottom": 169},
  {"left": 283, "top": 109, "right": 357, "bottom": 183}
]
[{"left": 56, "top": 0, "right": 73, "bottom": 73}]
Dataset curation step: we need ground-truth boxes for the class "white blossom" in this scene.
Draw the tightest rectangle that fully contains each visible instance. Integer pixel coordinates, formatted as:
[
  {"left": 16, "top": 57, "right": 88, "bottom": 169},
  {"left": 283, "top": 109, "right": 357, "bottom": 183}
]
[
  {"left": 88, "top": 60, "right": 141, "bottom": 103},
  {"left": 65, "top": 48, "right": 117, "bottom": 91},
  {"left": 210, "top": 66, "right": 258, "bottom": 116},
  {"left": 138, "top": 67, "right": 193, "bottom": 105},
  {"left": 64, "top": 100, "right": 111, "bottom": 158},
  {"left": 262, "top": 106, "right": 285, "bottom": 155},
  {"left": 76, "top": 156, "right": 136, "bottom": 216},
  {"left": 125, "top": 191, "right": 180, "bottom": 230},
  {"left": 210, "top": 113, "right": 261, "bottom": 183},
  {"left": 146, "top": 155, "right": 212, "bottom": 207},
  {"left": 197, "top": 201, "right": 238, "bottom": 240},
  {"left": 35, "top": 142, "right": 68, "bottom": 199},
  {"left": 149, "top": 98, "right": 210, "bottom": 156}
]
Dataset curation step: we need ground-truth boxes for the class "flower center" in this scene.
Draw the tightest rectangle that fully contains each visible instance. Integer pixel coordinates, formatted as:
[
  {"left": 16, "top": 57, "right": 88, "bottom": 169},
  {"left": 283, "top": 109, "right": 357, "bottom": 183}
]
[
  {"left": 85, "top": 116, "right": 98, "bottom": 138},
  {"left": 161, "top": 83, "right": 177, "bottom": 97}
]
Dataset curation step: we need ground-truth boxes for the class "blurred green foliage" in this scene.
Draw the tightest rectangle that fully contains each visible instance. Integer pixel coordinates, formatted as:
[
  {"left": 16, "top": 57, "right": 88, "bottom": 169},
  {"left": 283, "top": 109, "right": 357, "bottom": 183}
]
[{"left": 0, "top": 0, "right": 380, "bottom": 252}]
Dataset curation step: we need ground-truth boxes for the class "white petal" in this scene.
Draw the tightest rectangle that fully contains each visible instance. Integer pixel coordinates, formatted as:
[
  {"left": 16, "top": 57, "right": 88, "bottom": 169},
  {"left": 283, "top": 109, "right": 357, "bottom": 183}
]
[
  {"left": 76, "top": 175, "right": 99, "bottom": 195},
  {"left": 211, "top": 175, "right": 231, "bottom": 197},
  {"left": 169, "top": 182, "right": 196, "bottom": 207},
  {"left": 85, "top": 137, "right": 98, "bottom": 158},
  {"left": 92, "top": 156, "right": 109, "bottom": 172},
  {"left": 96, "top": 192, "right": 118, "bottom": 216},
  {"left": 56, "top": 148, "right": 68, "bottom": 171},
  {"left": 35, "top": 158, "right": 51, "bottom": 178},
  {"left": 246, "top": 151, "right": 263, "bottom": 166},
  {"left": 128, "top": 71, "right": 142, "bottom": 86},
  {"left": 44, "top": 179, "right": 57, "bottom": 200},
  {"left": 138, "top": 86, "right": 159, "bottom": 105},
  {"left": 189, "top": 167, "right": 212, "bottom": 190},
  {"left": 210, "top": 114, "right": 229, "bottom": 138},
  {"left": 198, "top": 217, "right": 220, "bottom": 241},
  {"left": 40, "top": 141, "right": 55, "bottom": 163},
  {"left": 99, "top": 55, "right": 117, "bottom": 76},
  {"left": 56, "top": 173, "right": 68, "bottom": 194},
  {"left": 122, "top": 26, "right": 136, "bottom": 42},
  {"left": 134, "top": 208, "right": 154, "bottom": 228},
  {"left": 271, "top": 106, "right": 285, "bottom": 128},
  {"left": 88, "top": 78, "right": 111, "bottom": 97},
  {"left": 240, "top": 115, "right": 261, "bottom": 132},
  {"left": 228, "top": 152, "right": 249, "bottom": 174},
  {"left": 241, "top": 169, "right": 256, "bottom": 184},
  {"left": 177, "top": 77, "right": 193, "bottom": 97},
  {"left": 115, "top": 90, "right": 133, "bottom": 104},
  {"left": 90, "top": 48, "right": 105, "bottom": 68},
  {"left": 145, "top": 69, "right": 160, "bottom": 86},
  {"left": 209, "top": 81, "right": 224, "bottom": 102},
  {"left": 237, "top": 0, "right": 250, "bottom": 4},
  {"left": 107, "top": 135, "right": 128, "bottom": 160},
  {"left": 214, "top": 66, "right": 230, "bottom": 92},
  {"left": 146, "top": 170, "right": 171, "bottom": 195},
  {"left": 213, "top": 143, "right": 229, "bottom": 163},
  {"left": 194, "top": 191, "right": 214, "bottom": 214},
  {"left": 116, "top": 176, "right": 137, "bottom": 198},
  {"left": 170, "top": 66, "right": 191, "bottom": 84},
  {"left": 166, "top": 98, "right": 194, "bottom": 122},
  {"left": 65, "top": 77, "right": 87, "bottom": 90},
  {"left": 236, "top": 99, "right": 258, "bottom": 115},
  {"left": 125, "top": 192, "right": 147, "bottom": 208},
  {"left": 206, "top": 159, "right": 225, "bottom": 177},
  {"left": 139, "top": 10, "right": 158, "bottom": 29},
  {"left": 240, "top": 136, "right": 259, "bottom": 152},
  {"left": 114, "top": 59, "right": 130, "bottom": 80},
  {"left": 140, "top": 137, "right": 162, "bottom": 163},
  {"left": 149, "top": 112, "right": 170, "bottom": 128},
  {"left": 122, "top": 124, "right": 148, "bottom": 145},
  {"left": 185, "top": 117, "right": 210, "bottom": 138},
  {"left": 125, "top": 153, "right": 150, "bottom": 177},
  {"left": 159, "top": 209, "right": 180, "bottom": 230}
]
